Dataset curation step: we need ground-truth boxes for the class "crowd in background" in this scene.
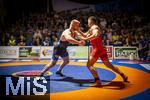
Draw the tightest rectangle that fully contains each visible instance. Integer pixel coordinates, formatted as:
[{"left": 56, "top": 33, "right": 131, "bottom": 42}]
[{"left": 0, "top": 10, "right": 149, "bottom": 60}]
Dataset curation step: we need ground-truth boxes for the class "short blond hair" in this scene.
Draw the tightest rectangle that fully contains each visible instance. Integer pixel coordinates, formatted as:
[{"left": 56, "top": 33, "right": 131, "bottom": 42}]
[
  {"left": 70, "top": 19, "right": 80, "bottom": 28},
  {"left": 71, "top": 19, "right": 80, "bottom": 24},
  {"left": 69, "top": 19, "right": 80, "bottom": 29}
]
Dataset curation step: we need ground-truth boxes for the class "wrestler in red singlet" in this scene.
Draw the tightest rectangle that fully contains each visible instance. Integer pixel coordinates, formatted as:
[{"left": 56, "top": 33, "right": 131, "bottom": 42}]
[
  {"left": 90, "top": 29, "right": 108, "bottom": 62},
  {"left": 78, "top": 16, "right": 128, "bottom": 87}
]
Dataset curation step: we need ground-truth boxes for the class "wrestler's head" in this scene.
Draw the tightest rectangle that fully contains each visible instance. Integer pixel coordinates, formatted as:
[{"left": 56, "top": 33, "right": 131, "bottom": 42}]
[
  {"left": 70, "top": 19, "right": 80, "bottom": 31},
  {"left": 88, "top": 16, "right": 97, "bottom": 28}
]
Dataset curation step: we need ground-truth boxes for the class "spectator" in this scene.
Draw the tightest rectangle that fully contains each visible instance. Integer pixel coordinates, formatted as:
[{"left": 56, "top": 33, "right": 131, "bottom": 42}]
[
  {"left": 43, "top": 36, "right": 50, "bottom": 46},
  {"left": 33, "top": 37, "right": 42, "bottom": 46},
  {"left": 138, "top": 35, "right": 149, "bottom": 60},
  {"left": 8, "top": 35, "right": 16, "bottom": 46},
  {"left": 52, "top": 35, "right": 58, "bottom": 46},
  {"left": 112, "top": 31, "right": 119, "bottom": 44},
  {"left": 124, "top": 32, "right": 132, "bottom": 46},
  {"left": 114, "top": 34, "right": 123, "bottom": 46},
  {"left": 26, "top": 31, "right": 33, "bottom": 46},
  {"left": 131, "top": 35, "right": 139, "bottom": 47},
  {"left": 18, "top": 35, "right": 26, "bottom": 46},
  {"left": 102, "top": 30, "right": 108, "bottom": 45},
  {"left": 106, "top": 29, "right": 113, "bottom": 45},
  {"left": 33, "top": 29, "right": 42, "bottom": 40},
  {"left": 100, "top": 18, "right": 107, "bottom": 28}
]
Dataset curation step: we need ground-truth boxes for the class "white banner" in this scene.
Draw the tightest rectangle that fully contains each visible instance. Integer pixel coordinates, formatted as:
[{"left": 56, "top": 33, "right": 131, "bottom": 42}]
[
  {"left": 0, "top": 46, "right": 19, "bottom": 58},
  {"left": 114, "top": 47, "right": 138, "bottom": 59}
]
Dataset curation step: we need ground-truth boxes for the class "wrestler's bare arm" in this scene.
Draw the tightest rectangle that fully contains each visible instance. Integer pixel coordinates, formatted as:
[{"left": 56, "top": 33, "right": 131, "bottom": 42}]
[
  {"left": 77, "top": 28, "right": 100, "bottom": 41},
  {"left": 74, "top": 29, "right": 91, "bottom": 40},
  {"left": 63, "top": 31, "right": 82, "bottom": 45}
]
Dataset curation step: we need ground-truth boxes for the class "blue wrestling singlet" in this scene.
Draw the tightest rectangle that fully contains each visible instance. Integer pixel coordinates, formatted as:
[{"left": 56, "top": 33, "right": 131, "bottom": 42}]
[{"left": 52, "top": 40, "right": 69, "bottom": 60}]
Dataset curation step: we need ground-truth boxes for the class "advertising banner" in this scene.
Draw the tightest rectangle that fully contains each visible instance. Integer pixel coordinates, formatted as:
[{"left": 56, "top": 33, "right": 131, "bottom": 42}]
[
  {"left": 19, "top": 46, "right": 40, "bottom": 59},
  {"left": 114, "top": 47, "right": 138, "bottom": 59},
  {"left": 0, "top": 46, "right": 19, "bottom": 58},
  {"left": 0, "top": 46, "right": 138, "bottom": 60}
]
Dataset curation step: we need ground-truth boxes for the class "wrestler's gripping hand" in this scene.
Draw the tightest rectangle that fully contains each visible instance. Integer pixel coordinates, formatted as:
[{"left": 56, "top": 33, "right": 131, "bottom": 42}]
[{"left": 79, "top": 40, "right": 86, "bottom": 46}]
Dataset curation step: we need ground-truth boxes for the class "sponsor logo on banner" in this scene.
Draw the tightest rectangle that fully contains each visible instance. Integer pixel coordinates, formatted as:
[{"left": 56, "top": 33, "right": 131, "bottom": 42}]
[
  {"left": 19, "top": 46, "right": 40, "bottom": 59},
  {"left": 114, "top": 47, "right": 138, "bottom": 59},
  {"left": 0, "top": 46, "right": 19, "bottom": 58},
  {"left": 40, "top": 47, "right": 53, "bottom": 59}
]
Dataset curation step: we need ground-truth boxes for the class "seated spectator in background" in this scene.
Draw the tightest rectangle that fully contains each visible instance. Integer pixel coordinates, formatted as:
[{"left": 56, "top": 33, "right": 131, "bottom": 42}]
[
  {"left": 0, "top": 33, "right": 5, "bottom": 46},
  {"left": 33, "top": 29, "right": 43, "bottom": 40},
  {"left": 126, "top": 32, "right": 133, "bottom": 46},
  {"left": 102, "top": 36, "right": 108, "bottom": 46},
  {"left": 138, "top": 35, "right": 149, "bottom": 60},
  {"left": 47, "top": 31, "right": 53, "bottom": 46},
  {"left": 112, "top": 20, "right": 119, "bottom": 31},
  {"left": 102, "top": 30, "right": 107, "bottom": 39},
  {"left": 52, "top": 35, "right": 58, "bottom": 46},
  {"left": 8, "top": 35, "right": 16, "bottom": 46},
  {"left": 114, "top": 35, "right": 123, "bottom": 46},
  {"left": 57, "top": 25, "right": 63, "bottom": 37},
  {"left": 18, "top": 35, "right": 26, "bottom": 46},
  {"left": 43, "top": 36, "right": 50, "bottom": 46},
  {"left": 102, "top": 30, "right": 108, "bottom": 45},
  {"left": 112, "top": 31, "right": 119, "bottom": 44},
  {"left": 106, "top": 29, "right": 113, "bottom": 45},
  {"left": 42, "top": 28, "right": 49, "bottom": 38},
  {"left": 33, "top": 37, "right": 42, "bottom": 46},
  {"left": 100, "top": 18, "right": 107, "bottom": 28},
  {"left": 26, "top": 31, "right": 33, "bottom": 46},
  {"left": 131, "top": 35, "right": 139, "bottom": 47}
]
